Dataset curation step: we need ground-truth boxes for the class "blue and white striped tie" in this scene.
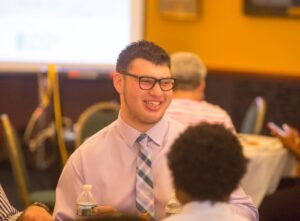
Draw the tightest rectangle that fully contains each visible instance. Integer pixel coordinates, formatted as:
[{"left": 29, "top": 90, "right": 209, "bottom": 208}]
[{"left": 136, "top": 134, "right": 155, "bottom": 220}]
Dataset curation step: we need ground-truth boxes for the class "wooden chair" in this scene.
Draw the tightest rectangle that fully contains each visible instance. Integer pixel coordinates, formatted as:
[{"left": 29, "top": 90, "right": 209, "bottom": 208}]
[
  {"left": 240, "top": 96, "right": 266, "bottom": 134},
  {"left": 75, "top": 102, "right": 119, "bottom": 148},
  {"left": 0, "top": 114, "right": 55, "bottom": 210}
]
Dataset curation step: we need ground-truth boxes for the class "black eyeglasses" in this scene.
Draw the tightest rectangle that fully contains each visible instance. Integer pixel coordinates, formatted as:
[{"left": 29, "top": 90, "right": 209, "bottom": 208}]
[{"left": 121, "top": 71, "right": 176, "bottom": 91}]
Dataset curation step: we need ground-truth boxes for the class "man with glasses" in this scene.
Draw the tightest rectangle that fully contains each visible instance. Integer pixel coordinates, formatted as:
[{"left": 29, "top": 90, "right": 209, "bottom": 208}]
[{"left": 53, "top": 41, "right": 257, "bottom": 221}]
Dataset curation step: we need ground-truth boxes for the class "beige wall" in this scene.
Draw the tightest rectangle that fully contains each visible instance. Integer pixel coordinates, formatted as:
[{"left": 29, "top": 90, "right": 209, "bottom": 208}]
[{"left": 145, "top": 0, "right": 300, "bottom": 76}]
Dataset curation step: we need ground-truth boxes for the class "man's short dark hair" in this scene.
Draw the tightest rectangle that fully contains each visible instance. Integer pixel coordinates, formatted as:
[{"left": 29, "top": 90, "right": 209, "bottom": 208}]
[
  {"left": 167, "top": 123, "right": 247, "bottom": 202},
  {"left": 116, "top": 40, "right": 170, "bottom": 73}
]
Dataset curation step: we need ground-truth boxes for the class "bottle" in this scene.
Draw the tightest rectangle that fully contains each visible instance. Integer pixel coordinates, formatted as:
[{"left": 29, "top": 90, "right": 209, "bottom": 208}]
[
  {"left": 77, "top": 184, "right": 97, "bottom": 217},
  {"left": 165, "top": 194, "right": 182, "bottom": 216}
]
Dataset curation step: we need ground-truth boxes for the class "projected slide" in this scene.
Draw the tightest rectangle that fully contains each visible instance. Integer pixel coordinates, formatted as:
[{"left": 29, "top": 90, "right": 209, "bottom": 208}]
[{"left": 0, "top": 0, "right": 144, "bottom": 69}]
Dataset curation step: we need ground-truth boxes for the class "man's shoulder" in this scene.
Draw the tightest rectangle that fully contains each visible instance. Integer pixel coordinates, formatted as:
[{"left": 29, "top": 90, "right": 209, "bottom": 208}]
[
  {"left": 200, "top": 101, "right": 227, "bottom": 112},
  {"left": 168, "top": 98, "right": 200, "bottom": 109},
  {"left": 199, "top": 101, "right": 233, "bottom": 119},
  {"left": 168, "top": 99, "right": 227, "bottom": 115}
]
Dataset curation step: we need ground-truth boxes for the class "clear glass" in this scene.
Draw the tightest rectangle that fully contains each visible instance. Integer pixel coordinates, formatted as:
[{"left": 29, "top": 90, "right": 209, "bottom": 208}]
[
  {"left": 165, "top": 194, "right": 182, "bottom": 216},
  {"left": 77, "top": 184, "right": 97, "bottom": 217}
]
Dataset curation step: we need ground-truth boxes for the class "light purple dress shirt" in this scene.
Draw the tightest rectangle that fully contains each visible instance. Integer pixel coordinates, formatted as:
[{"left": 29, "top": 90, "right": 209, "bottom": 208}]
[{"left": 53, "top": 115, "right": 258, "bottom": 221}]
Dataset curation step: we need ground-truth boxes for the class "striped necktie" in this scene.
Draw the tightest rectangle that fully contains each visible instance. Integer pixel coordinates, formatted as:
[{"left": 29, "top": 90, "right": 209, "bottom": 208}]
[{"left": 136, "top": 134, "right": 155, "bottom": 221}]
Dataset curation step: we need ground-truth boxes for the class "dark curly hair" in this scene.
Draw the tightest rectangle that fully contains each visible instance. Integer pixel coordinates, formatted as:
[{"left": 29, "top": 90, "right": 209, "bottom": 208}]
[
  {"left": 116, "top": 40, "right": 170, "bottom": 73},
  {"left": 167, "top": 123, "right": 248, "bottom": 202}
]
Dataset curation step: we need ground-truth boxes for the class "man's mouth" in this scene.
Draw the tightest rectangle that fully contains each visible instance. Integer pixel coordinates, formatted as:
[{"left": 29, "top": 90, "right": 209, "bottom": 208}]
[
  {"left": 144, "top": 101, "right": 162, "bottom": 110},
  {"left": 145, "top": 101, "right": 161, "bottom": 106}
]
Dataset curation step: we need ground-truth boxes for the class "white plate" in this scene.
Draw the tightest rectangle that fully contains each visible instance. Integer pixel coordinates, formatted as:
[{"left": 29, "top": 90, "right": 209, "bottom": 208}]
[{"left": 238, "top": 133, "right": 282, "bottom": 151}]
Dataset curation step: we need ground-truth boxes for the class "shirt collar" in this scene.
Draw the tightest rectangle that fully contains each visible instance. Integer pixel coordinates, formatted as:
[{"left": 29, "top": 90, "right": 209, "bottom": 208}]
[
  {"left": 116, "top": 115, "right": 169, "bottom": 148},
  {"left": 146, "top": 115, "right": 169, "bottom": 147}
]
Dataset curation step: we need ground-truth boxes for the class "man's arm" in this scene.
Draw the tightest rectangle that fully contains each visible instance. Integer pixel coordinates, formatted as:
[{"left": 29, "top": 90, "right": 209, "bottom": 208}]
[
  {"left": 221, "top": 109, "right": 236, "bottom": 134},
  {"left": 54, "top": 156, "right": 119, "bottom": 220},
  {"left": 0, "top": 185, "right": 20, "bottom": 221},
  {"left": 53, "top": 153, "right": 84, "bottom": 221},
  {"left": 7, "top": 212, "right": 22, "bottom": 221},
  {"left": 229, "top": 186, "right": 259, "bottom": 221}
]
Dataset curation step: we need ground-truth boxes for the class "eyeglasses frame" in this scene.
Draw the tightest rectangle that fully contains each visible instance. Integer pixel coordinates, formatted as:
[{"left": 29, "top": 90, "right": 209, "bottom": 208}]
[{"left": 120, "top": 71, "right": 176, "bottom": 91}]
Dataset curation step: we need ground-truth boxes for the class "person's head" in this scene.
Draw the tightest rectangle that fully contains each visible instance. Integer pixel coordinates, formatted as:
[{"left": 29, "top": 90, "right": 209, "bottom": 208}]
[
  {"left": 167, "top": 123, "right": 247, "bottom": 204},
  {"left": 113, "top": 40, "right": 175, "bottom": 132},
  {"left": 171, "top": 52, "right": 207, "bottom": 96}
]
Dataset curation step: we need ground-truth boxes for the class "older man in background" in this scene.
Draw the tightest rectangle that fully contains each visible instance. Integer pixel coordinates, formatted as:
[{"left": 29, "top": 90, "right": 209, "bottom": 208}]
[{"left": 166, "top": 52, "right": 235, "bottom": 132}]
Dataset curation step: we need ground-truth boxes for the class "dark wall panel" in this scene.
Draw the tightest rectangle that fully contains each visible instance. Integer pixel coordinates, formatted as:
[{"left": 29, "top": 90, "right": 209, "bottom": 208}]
[{"left": 206, "top": 70, "right": 300, "bottom": 135}]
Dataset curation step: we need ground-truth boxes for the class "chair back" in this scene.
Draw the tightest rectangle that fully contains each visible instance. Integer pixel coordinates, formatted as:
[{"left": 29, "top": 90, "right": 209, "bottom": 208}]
[
  {"left": 0, "top": 114, "right": 30, "bottom": 206},
  {"left": 75, "top": 102, "right": 119, "bottom": 148},
  {"left": 240, "top": 96, "right": 266, "bottom": 134},
  {"left": 23, "top": 104, "right": 58, "bottom": 170}
]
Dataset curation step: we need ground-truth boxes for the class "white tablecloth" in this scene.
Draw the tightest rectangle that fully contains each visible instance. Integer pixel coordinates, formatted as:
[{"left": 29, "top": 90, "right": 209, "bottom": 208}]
[{"left": 238, "top": 133, "right": 297, "bottom": 207}]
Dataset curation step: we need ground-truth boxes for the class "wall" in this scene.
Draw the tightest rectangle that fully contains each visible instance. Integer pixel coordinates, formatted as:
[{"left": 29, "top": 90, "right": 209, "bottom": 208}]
[
  {"left": 0, "top": 74, "right": 118, "bottom": 132},
  {"left": 145, "top": 0, "right": 300, "bottom": 76}
]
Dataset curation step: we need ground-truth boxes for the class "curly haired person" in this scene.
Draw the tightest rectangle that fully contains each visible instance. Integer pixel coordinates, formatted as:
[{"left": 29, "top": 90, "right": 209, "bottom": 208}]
[{"left": 165, "top": 123, "right": 249, "bottom": 221}]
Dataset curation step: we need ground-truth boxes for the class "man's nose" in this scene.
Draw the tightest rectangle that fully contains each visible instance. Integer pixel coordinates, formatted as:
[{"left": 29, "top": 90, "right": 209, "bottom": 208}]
[{"left": 149, "top": 82, "right": 163, "bottom": 96}]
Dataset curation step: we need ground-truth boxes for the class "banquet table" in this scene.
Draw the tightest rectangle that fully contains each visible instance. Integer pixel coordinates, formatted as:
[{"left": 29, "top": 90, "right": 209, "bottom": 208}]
[{"left": 238, "top": 133, "right": 297, "bottom": 207}]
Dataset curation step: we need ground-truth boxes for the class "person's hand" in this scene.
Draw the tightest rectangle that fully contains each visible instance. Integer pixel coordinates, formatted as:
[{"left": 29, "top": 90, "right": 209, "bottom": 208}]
[
  {"left": 139, "top": 212, "right": 151, "bottom": 221},
  {"left": 93, "top": 205, "right": 118, "bottom": 216},
  {"left": 18, "top": 205, "right": 53, "bottom": 221},
  {"left": 270, "top": 124, "right": 300, "bottom": 159},
  {"left": 93, "top": 206, "right": 149, "bottom": 220}
]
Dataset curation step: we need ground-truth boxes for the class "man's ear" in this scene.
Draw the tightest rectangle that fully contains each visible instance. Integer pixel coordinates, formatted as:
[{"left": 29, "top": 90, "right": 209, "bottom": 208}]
[
  {"left": 198, "top": 81, "right": 206, "bottom": 93},
  {"left": 112, "top": 72, "right": 123, "bottom": 94},
  {"left": 196, "top": 81, "right": 206, "bottom": 100}
]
